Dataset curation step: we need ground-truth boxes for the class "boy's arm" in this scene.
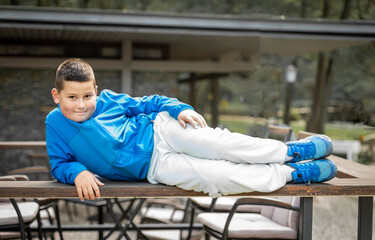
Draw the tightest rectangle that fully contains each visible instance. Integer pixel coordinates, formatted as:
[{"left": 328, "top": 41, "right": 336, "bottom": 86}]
[
  {"left": 46, "top": 124, "right": 85, "bottom": 184},
  {"left": 47, "top": 126, "right": 104, "bottom": 200},
  {"left": 102, "top": 90, "right": 194, "bottom": 120},
  {"left": 49, "top": 154, "right": 88, "bottom": 184}
]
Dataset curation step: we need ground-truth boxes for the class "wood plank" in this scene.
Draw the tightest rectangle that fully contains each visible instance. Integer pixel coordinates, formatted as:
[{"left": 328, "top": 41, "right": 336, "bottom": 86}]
[
  {"left": 0, "top": 179, "right": 374, "bottom": 199},
  {"left": 329, "top": 155, "right": 375, "bottom": 179}
]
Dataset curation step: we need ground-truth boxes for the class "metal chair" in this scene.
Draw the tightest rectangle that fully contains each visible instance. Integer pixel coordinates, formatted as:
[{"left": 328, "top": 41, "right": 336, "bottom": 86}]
[
  {"left": 197, "top": 197, "right": 300, "bottom": 240},
  {"left": 264, "top": 125, "right": 293, "bottom": 142},
  {"left": 7, "top": 165, "right": 64, "bottom": 240},
  {"left": 139, "top": 198, "right": 200, "bottom": 240},
  {"left": 186, "top": 197, "right": 263, "bottom": 240},
  {"left": 0, "top": 175, "right": 42, "bottom": 240}
]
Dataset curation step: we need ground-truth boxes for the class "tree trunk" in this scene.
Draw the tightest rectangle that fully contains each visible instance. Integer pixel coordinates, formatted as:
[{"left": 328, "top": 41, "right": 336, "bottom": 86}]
[
  {"left": 341, "top": 0, "right": 352, "bottom": 19},
  {"left": 301, "top": 0, "right": 307, "bottom": 18},
  {"left": 307, "top": 52, "right": 330, "bottom": 133},
  {"left": 307, "top": 0, "right": 350, "bottom": 133}
]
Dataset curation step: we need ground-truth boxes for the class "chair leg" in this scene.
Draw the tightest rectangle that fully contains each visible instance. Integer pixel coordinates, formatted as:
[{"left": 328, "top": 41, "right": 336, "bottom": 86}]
[
  {"left": 27, "top": 227, "right": 32, "bottom": 240},
  {"left": 54, "top": 203, "right": 64, "bottom": 240},
  {"left": 10, "top": 199, "right": 27, "bottom": 240},
  {"left": 37, "top": 212, "right": 44, "bottom": 240},
  {"left": 187, "top": 205, "right": 195, "bottom": 240},
  {"left": 98, "top": 205, "right": 104, "bottom": 239},
  {"left": 204, "top": 233, "right": 210, "bottom": 240}
]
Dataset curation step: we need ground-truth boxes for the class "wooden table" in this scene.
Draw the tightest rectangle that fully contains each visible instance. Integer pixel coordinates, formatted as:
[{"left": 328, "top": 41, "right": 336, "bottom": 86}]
[{"left": 1, "top": 142, "right": 375, "bottom": 240}]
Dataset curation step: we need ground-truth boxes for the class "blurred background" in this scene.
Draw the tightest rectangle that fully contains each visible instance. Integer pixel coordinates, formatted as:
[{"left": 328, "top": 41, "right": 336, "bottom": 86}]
[{"left": 0, "top": 0, "right": 374, "bottom": 169}]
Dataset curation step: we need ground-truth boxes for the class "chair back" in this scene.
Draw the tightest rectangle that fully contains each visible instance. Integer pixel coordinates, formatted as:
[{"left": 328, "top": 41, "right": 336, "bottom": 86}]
[
  {"left": 261, "top": 196, "right": 300, "bottom": 231},
  {"left": 297, "top": 131, "right": 315, "bottom": 140},
  {"left": 265, "top": 125, "right": 293, "bottom": 142}
]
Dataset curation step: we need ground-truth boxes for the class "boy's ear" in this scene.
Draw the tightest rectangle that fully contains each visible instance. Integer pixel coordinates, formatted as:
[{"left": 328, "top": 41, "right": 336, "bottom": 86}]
[{"left": 51, "top": 88, "right": 60, "bottom": 104}]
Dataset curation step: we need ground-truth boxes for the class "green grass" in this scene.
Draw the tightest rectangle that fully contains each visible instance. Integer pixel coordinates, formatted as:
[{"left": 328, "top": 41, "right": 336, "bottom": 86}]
[
  {"left": 205, "top": 114, "right": 269, "bottom": 137},
  {"left": 290, "top": 121, "right": 374, "bottom": 141}
]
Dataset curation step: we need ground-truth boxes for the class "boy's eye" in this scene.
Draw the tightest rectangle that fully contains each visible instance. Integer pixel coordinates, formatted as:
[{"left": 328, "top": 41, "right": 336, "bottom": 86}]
[
  {"left": 68, "top": 96, "right": 76, "bottom": 100},
  {"left": 85, "top": 94, "right": 93, "bottom": 99}
]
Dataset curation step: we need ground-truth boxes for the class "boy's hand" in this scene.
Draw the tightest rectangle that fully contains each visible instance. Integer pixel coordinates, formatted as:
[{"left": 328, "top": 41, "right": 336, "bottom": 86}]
[
  {"left": 178, "top": 110, "right": 208, "bottom": 129},
  {"left": 74, "top": 170, "right": 105, "bottom": 201}
]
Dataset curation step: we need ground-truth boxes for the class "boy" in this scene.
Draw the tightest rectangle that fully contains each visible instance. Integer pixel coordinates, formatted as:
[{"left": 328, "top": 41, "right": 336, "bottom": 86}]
[{"left": 46, "top": 58, "right": 337, "bottom": 201}]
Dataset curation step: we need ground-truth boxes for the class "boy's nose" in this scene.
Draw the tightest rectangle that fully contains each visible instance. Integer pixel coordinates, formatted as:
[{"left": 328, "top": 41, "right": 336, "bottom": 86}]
[{"left": 77, "top": 99, "right": 85, "bottom": 109}]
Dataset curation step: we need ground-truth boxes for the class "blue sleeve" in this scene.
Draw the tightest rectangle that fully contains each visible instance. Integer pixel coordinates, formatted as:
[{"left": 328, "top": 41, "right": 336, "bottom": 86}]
[
  {"left": 46, "top": 124, "right": 87, "bottom": 184},
  {"left": 101, "top": 90, "right": 194, "bottom": 119}
]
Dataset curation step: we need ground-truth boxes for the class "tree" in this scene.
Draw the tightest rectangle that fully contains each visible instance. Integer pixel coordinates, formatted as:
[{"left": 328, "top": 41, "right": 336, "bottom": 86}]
[{"left": 307, "top": 0, "right": 354, "bottom": 133}]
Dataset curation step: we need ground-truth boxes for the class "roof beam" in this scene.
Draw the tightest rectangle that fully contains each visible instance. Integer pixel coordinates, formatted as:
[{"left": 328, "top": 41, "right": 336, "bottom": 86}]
[
  {"left": 0, "top": 57, "right": 255, "bottom": 73},
  {"left": 1, "top": 6, "right": 375, "bottom": 40},
  {"left": 132, "top": 60, "right": 255, "bottom": 72}
]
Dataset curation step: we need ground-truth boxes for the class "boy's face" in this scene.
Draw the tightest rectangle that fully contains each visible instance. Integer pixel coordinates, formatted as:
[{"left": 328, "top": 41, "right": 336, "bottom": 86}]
[{"left": 51, "top": 80, "right": 98, "bottom": 123}]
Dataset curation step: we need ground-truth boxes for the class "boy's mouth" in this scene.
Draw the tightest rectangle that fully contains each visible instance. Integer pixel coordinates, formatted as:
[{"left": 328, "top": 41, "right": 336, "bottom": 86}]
[{"left": 74, "top": 111, "right": 87, "bottom": 115}]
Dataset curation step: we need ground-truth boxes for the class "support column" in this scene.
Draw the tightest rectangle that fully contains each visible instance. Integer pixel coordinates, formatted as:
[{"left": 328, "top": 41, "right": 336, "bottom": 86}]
[
  {"left": 299, "top": 197, "right": 313, "bottom": 240},
  {"left": 210, "top": 77, "right": 219, "bottom": 128},
  {"left": 358, "top": 197, "right": 373, "bottom": 240},
  {"left": 121, "top": 39, "right": 132, "bottom": 94},
  {"left": 189, "top": 78, "right": 197, "bottom": 110}
]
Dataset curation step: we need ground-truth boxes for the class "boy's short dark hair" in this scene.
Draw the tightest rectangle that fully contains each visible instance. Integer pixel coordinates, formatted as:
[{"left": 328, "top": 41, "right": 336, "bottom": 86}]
[{"left": 55, "top": 58, "right": 96, "bottom": 92}]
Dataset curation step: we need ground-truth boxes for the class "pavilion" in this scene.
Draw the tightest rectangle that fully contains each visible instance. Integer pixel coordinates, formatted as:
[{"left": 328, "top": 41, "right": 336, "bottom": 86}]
[{"left": 1, "top": 5, "right": 374, "bottom": 126}]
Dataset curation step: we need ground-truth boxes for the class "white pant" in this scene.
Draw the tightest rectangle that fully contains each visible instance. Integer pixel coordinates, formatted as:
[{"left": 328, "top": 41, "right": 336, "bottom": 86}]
[{"left": 147, "top": 112, "right": 288, "bottom": 197}]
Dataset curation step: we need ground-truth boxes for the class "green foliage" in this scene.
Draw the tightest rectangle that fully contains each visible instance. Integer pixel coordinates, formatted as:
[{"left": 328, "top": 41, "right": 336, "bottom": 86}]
[{"left": 328, "top": 44, "right": 375, "bottom": 124}]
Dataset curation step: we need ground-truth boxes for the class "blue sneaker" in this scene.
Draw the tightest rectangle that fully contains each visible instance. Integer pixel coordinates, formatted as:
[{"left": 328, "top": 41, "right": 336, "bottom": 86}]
[
  {"left": 286, "top": 135, "right": 333, "bottom": 163},
  {"left": 286, "top": 159, "right": 337, "bottom": 185}
]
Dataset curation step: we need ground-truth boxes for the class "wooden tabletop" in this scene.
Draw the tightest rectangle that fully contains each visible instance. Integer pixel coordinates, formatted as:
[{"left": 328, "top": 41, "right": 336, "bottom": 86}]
[
  {"left": 0, "top": 155, "right": 374, "bottom": 199},
  {"left": 0, "top": 141, "right": 46, "bottom": 149}
]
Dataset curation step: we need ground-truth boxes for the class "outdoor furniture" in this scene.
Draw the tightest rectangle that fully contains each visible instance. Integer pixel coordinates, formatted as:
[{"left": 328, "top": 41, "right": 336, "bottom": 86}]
[
  {"left": 186, "top": 197, "right": 262, "bottom": 240},
  {"left": 332, "top": 140, "right": 361, "bottom": 161},
  {"left": 197, "top": 196, "right": 299, "bottom": 239},
  {"left": 0, "top": 175, "right": 42, "bottom": 240},
  {"left": 8, "top": 166, "right": 50, "bottom": 180},
  {"left": 64, "top": 197, "right": 136, "bottom": 239},
  {"left": 7, "top": 164, "right": 64, "bottom": 240},
  {"left": 264, "top": 125, "right": 293, "bottom": 142},
  {"left": 360, "top": 133, "right": 375, "bottom": 162},
  {"left": 139, "top": 198, "right": 196, "bottom": 240}
]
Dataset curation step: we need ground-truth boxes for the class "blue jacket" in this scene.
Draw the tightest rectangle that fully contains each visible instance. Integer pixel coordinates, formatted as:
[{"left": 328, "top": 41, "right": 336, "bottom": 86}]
[{"left": 46, "top": 89, "right": 193, "bottom": 184}]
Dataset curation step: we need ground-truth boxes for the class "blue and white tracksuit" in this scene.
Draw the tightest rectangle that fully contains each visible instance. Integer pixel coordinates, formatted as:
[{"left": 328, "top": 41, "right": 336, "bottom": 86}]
[{"left": 46, "top": 90, "right": 288, "bottom": 197}]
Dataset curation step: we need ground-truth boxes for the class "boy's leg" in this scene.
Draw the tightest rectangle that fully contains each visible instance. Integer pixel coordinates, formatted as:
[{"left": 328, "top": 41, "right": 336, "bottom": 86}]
[
  {"left": 150, "top": 141, "right": 287, "bottom": 197},
  {"left": 154, "top": 112, "right": 287, "bottom": 165}
]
